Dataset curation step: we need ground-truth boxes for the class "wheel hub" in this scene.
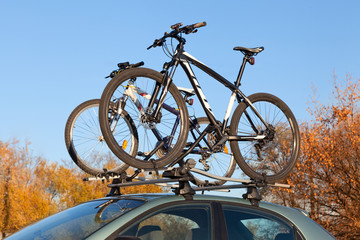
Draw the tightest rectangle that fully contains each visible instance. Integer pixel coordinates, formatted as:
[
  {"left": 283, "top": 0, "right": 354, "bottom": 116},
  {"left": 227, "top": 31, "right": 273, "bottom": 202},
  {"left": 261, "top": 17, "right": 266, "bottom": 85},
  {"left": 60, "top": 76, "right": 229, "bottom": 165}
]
[
  {"left": 139, "top": 107, "right": 157, "bottom": 129},
  {"left": 254, "top": 125, "right": 276, "bottom": 161},
  {"left": 98, "top": 135, "right": 105, "bottom": 142}
]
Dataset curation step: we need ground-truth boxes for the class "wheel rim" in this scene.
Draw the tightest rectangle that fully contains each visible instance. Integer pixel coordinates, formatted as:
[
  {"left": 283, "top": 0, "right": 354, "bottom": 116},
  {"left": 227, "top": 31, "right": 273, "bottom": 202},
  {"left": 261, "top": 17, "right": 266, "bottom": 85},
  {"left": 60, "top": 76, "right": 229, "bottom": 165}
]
[
  {"left": 69, "top": 101, "right": 133, "bottom": 174},
  {"left": 235, "top": 99, "right": 297, "bottom": 178}
]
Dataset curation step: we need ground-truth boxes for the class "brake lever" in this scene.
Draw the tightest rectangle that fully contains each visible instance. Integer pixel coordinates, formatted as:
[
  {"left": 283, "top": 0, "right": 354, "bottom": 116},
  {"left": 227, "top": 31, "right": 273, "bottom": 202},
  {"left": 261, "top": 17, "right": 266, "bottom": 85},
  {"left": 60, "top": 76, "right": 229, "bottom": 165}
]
[
  {"left": 185, "top": 29, "right": 197, "bottom": 34},
  {"left": 147, "top": 38, "right": 164, "bottom": 50},
  {"left": 105, "top": 70, "right": 119, "bottom": 79}
]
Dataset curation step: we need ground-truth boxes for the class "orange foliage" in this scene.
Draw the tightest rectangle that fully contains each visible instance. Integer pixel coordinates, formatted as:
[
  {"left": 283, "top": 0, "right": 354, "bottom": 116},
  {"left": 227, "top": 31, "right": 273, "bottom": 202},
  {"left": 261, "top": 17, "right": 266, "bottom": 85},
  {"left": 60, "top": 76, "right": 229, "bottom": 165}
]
[
  {"left": 0, "top": 140, "right": 162, "bottom": 237},
  {"left": 0, "top": 140, "right": 55, "bottom": 236},
  {"left": 266, "top": 75, "right": 360, "bottom": 239}
]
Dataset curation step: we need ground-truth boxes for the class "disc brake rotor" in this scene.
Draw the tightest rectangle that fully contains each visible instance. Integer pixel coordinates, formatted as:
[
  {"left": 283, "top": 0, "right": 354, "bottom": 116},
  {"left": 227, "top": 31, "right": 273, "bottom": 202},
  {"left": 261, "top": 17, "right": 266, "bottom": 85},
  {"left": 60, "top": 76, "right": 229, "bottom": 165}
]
[{"left": 139, "top": 107, "right": 157, "bottom": 129}]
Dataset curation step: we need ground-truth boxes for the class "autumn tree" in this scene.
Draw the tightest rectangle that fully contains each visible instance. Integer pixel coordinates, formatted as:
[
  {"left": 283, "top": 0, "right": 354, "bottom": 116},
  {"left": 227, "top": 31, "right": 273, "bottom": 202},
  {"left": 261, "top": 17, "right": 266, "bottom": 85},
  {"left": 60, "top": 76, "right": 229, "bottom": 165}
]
[
  {"left": 0, "top": 140, "right": 55, "bottom": 238},
  {"left": 266, "top": 75, "right": 360, "bottom": 239},
  {"left": 0, "top": 140, "right": 163, "bottom": 238}
]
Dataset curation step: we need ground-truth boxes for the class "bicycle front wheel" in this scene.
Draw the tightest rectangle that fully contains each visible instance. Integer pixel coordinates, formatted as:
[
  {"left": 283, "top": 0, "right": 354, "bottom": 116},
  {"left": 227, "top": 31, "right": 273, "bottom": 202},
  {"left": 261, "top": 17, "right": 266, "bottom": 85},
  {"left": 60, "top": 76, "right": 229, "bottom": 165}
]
[
  {"left": 229, "top": 93, "right": 300, "bottom": 182},
  {"left": 65, "top": 99, "right": 137, "bottom": 176},
  {"left": 99, "top": 68, "right": 189, "bottom": 169}
]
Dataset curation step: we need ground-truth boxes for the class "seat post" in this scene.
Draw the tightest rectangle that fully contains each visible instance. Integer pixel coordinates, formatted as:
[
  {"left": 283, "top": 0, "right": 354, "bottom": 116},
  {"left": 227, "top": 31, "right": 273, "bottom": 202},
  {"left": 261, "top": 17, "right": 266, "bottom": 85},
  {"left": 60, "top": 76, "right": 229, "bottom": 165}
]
[{"left": 234, "top": 56, "right": 248, "bottom": 87}]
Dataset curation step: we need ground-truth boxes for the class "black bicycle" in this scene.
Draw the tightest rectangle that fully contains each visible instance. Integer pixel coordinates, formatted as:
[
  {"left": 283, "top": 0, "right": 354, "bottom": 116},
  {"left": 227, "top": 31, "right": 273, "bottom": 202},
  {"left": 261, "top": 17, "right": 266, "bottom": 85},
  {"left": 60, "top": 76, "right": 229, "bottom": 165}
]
[{"left": 99, "top": 22, "right": 300, "bottom": 182}]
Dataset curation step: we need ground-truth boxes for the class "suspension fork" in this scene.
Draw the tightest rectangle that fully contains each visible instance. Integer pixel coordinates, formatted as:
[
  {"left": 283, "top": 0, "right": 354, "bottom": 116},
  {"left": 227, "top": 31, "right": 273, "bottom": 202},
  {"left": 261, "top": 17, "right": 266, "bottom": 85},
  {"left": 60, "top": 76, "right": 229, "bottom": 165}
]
[{"left": 148, "top": 58, "right": 180, "bottom": 120}]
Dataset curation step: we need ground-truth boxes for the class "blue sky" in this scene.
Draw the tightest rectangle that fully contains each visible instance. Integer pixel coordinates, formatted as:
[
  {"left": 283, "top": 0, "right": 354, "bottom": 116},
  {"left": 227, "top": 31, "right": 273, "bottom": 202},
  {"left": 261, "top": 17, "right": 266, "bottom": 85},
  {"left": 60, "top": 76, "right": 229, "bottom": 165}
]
[{"left": 1, "top": 0, "right": 359, "bottom": 168}]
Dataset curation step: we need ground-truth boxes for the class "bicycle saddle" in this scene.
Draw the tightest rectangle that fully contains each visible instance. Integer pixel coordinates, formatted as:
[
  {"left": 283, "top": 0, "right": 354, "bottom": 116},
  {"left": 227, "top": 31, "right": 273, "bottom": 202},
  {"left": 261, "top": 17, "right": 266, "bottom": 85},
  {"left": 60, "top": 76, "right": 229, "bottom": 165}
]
[{"left": 233, "top": 46, "right": 264, "bottom": 56}]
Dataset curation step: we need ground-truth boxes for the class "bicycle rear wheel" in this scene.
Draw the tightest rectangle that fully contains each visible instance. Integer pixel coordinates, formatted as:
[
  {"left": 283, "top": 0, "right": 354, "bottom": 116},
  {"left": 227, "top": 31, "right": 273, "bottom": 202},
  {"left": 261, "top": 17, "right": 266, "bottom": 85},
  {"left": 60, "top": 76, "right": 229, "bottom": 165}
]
[
  {"left": 229, "top": 93, "right": 300, "bottom": 182},
  {"left": 188, "top": 117, "right": 236, "bottom": 186},
  {"left": 99, "top": 68, "right": 189, "bottom": 169},
  {"left": 65, "top": 99, "right": 137, "bottom": 176}
]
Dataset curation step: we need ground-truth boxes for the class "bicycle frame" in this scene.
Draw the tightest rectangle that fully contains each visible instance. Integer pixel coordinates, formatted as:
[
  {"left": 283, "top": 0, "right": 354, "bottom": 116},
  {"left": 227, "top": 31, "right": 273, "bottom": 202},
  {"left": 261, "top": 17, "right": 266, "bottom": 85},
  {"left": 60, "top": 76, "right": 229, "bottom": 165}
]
[
  {"left": 151, "top": 47, "right": 271, "bottom": 144},
  {"left": 179, "top": 51, "right": 238, "bottom": 132}
]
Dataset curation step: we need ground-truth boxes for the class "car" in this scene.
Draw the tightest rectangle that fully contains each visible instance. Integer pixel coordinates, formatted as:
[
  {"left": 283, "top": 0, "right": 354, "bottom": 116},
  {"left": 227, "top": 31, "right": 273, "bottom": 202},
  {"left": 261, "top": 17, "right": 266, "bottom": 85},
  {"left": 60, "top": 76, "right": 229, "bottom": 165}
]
[{"left": 6, "top": 190, "right": 335, "bottom": 240}]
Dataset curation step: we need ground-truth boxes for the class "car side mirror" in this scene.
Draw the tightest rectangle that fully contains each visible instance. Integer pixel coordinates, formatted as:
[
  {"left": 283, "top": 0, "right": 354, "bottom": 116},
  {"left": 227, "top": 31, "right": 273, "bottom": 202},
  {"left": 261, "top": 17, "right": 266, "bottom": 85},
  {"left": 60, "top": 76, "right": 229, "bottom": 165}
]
[{"left": 114, "top": 236, "right": 141, "bottom": 240}]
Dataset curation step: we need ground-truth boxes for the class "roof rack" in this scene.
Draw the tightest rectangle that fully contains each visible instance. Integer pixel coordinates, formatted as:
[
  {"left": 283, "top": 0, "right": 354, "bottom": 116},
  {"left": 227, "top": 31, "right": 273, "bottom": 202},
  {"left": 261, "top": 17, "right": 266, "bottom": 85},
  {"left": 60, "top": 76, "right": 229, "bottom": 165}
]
[{"left": 84, "top": 159, "right": 290, "bottom": 207}]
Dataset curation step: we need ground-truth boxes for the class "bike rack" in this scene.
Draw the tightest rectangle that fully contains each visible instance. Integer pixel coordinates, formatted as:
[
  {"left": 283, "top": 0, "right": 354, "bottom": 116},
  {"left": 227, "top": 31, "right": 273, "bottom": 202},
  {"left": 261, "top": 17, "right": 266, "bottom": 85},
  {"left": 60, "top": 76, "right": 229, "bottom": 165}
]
[{"left": 84, "top": 159, "right": 290, "bottom": 207}]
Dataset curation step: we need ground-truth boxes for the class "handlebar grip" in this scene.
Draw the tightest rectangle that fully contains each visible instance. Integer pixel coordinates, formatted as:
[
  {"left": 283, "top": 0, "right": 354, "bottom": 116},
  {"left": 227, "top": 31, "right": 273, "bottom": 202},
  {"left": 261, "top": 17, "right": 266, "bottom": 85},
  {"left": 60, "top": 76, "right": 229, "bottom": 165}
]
[
  {"left": 193, "top": 21, "right": 207, "bottom": 28},
  {"left": 132, "top": 61, "right": 144, "bottom": 67}
]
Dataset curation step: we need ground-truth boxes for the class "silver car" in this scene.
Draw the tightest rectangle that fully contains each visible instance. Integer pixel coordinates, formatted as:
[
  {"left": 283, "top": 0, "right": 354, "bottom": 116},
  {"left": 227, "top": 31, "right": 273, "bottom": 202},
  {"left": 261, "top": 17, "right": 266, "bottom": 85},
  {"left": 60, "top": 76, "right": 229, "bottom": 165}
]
[{"left": 6, "top": 193, "right": 335, "bottom": 240}]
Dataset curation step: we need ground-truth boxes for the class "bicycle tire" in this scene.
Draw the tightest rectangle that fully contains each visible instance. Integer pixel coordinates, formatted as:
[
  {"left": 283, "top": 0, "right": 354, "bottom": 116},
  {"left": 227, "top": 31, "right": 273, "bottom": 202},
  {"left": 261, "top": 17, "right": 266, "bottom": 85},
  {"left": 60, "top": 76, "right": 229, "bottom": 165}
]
[
  {"left": 65, "top": 99, "right": 138, "bottom": 176},
  {"left": 229, "top": 93, "right": 300, "bottom": 182},
  {"left": 188, "top": 117, "right": 236, "bottom": 186},
  {"left": 99, "top": 68, "right": 189, "bottom": 169}
]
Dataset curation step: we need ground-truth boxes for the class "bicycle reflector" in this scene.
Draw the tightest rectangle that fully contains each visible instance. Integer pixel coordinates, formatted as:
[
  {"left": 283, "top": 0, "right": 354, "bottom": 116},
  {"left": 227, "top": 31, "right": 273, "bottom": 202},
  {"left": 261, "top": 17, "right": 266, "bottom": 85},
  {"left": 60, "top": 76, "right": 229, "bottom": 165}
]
[
  {"left": 224, "top": 145, "right": 229, "bottom": 154},
  {"left": 187, "top": 98, "right": 194, "bottom": 105},
  {"left": 122, "top": 140, "right": 128, "bottom": 150},
  {"left": 248, "top": 57, "right": 255, "bottom": 65}
]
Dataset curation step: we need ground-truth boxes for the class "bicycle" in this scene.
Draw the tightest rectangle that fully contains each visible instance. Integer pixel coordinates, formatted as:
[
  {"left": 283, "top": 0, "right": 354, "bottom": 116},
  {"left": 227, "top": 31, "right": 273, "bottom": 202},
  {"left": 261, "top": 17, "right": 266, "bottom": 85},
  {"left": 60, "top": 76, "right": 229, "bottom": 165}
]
[{"left": 99, "top": 22, "right": 300, "bottom": 182}]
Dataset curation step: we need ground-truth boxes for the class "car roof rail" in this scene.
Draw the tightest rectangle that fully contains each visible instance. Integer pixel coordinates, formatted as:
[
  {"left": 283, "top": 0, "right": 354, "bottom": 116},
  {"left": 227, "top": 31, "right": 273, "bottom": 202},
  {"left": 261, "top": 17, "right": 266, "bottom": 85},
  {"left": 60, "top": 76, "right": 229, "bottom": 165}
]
[{"left": 83, "top": 158, "right": 290, "bottom": 206}]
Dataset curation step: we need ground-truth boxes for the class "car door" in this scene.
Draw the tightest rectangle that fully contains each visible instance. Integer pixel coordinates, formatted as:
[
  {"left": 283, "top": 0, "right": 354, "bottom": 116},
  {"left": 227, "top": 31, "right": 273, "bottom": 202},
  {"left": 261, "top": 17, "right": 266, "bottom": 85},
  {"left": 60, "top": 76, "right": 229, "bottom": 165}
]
[
  {"left": 112, "top": 202, "right": 214, "bottom": 240},
  {"left": 220, "top": 203, "right": 304, "bottom": 240}
]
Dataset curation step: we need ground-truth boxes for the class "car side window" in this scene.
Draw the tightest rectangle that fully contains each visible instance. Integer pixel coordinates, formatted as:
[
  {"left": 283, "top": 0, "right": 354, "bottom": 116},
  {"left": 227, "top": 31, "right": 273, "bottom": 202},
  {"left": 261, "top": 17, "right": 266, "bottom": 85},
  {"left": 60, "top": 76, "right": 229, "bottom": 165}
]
[
  {"left": 117, "top": 203, "right": 212, "bottom": 240},
  {"left": 223, "top": 205, "right": 295, "bottom": 240}
]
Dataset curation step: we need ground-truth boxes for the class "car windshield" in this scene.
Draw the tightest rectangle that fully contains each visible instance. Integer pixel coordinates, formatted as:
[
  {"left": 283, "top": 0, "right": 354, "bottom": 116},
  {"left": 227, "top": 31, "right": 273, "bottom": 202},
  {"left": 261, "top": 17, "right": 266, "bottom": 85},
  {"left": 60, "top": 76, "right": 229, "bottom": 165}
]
[{"left": 6, "top": 198, "right": 145, "bottom": 240}]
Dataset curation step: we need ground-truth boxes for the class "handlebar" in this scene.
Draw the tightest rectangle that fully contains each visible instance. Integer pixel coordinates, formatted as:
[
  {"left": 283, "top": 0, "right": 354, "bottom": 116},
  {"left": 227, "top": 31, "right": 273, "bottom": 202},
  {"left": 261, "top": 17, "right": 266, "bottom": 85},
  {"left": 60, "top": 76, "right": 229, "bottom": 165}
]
[{"left": 147, "top": 21, "right": 207, "bottom": 50}]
